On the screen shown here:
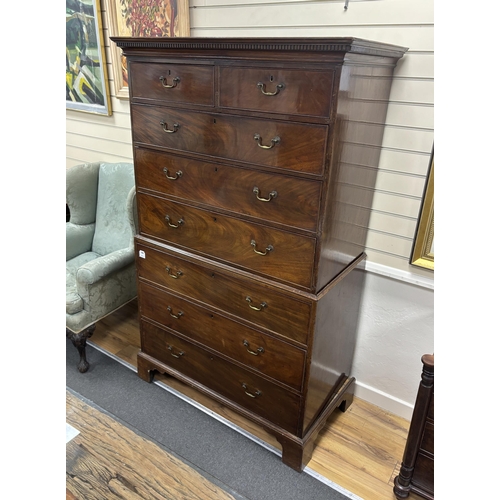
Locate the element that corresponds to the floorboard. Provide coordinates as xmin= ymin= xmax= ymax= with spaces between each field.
xmin=66 ymin=390 xmax=238 ymax=500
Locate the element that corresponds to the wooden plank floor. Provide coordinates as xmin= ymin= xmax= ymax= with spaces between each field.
xmin=66 ymin=390 xmax=236 ymax=500
xmin=73 ymin=299 xmax=421 ymax=500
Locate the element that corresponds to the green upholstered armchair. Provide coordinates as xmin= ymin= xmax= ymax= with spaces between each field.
xmin=66 ymin=162 xmax=138 ymax=373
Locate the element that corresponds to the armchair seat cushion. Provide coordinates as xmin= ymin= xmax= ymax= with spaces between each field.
xmin=66 ymin=251 xmax=101 ymax=314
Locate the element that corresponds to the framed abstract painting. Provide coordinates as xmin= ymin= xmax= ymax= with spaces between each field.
xmin=104 ymin=0 xmax=190 ymax=99
xmin=66 ymin=0 xmax=112 ymax=115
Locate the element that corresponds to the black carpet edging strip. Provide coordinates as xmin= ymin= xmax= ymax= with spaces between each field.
xmin=66 ymin=339 xmax=359 ymax=500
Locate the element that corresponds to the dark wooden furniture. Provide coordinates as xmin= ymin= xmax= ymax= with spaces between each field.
xmin=112 ymin=37 xmax=407 ymax=471
xmin=394 ymin=354 xmax=434 ymax=499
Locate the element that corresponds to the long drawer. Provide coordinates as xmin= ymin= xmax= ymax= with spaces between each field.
xmin=219 ymin=66 xmax=334 ymax=118
xmin=140 ymin=319 xmax=302 ymax=434
xmin=135 ymin=239 xmax=312 ymax=344
xmin=138 ymin=281 xmax=306 ymax=390
xmin=134 ymin=148 xmax=322 ymax=232
xmin=131 ymin=104 xmax=328 ymax=175
xmin=137 ymin=193 xmax=317 ymax=289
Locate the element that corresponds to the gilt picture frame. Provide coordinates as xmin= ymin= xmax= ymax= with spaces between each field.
xmin=411 ymin=151 xmax=434 ymax=270
xmin=105 ymin=0 xmax=191 ymax=100
xmin=66 ymin=0 xmax=112 ymax=115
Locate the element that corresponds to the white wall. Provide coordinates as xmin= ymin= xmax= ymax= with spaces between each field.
xmin=354 ymin=270 xmax=433 ymax=420
xmin=66 ymin=0 xmax=434 ymax=419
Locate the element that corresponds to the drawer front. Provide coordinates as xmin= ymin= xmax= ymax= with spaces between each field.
xmin=134 ymin=148 xmax=322 ymax=232
xmin=141 ymin=319 xmax=301 ymax=434
xmin=131 ymin=105 xmax=327 ymax=175
xmin=136 ymin=240 xmax=311 ymax=344
xmin=129 ymin=62 xmax=214 ymax=106
xmin=138 ymin=282 xmax=306 ymax=391
xmin=138 ymin=193 xmax=316 ymax=289
xmin=219 ymin=66 xmax=334 ymax=118
xmin=420 ymin=421 xmax=434 ymax=455
xmin=428 ymin=392 xmax=434 ymax=421
xmin=412 ymin=453 xmax=434 ymax=495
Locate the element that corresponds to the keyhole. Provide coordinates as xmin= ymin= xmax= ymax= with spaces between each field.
xmin=270 ymin=75 xmax=274 ymax=82
xmin=213 ymin=118 xmax=217 ymax=124
xmin=168 ymin=69 xmax=171 ymax=75
xmin=214 ymin=167 xmax=218 ymax=172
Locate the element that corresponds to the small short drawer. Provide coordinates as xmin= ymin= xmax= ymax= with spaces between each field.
xmin=135 ymin=240 xmax=312 ymax=344
xmin=134 ymin=148 xmax=322 ymax=233
xmin=131 ymin=105 xmax=327 ymax=175
xmin=138 ymin=282 xmax=306 ymax=391
xmin=141 ymin=319 xmax=302 ymax=434
xmin=128 ymin=62 xmax=214 ymax=106
xmin=137 ymin=193 xmax=316 ymax=290
xmin=219 ymin=66 xmax=334 ymax=118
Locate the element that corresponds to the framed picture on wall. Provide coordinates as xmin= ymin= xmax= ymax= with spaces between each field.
xmin=410 ymin=151 xmax=434 ymax=270
xmin=105 ymin=0 xmax=191 ymax=99
xmin=66 ymin=0 xmax=112 ymax=116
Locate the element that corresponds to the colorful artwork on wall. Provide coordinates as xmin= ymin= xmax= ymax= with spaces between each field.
xmin=105 ymin=0 xmax=190 ymax=99
xmin=66 ymin=0 xmax=112 ymax=115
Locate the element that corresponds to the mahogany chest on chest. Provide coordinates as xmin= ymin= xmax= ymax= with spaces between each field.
xmin=112 ymin=37 xmax=407 ymax=471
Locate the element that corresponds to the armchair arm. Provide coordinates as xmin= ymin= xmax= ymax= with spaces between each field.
xmin=76 ymin=247 xmax=135 ymax=285
xmin=66 ymin=222 xmax=95 ymax=261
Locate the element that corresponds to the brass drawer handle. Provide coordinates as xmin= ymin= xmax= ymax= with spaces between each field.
xmin=167 ymin=306 xmax=183 ymax=319
xmin=253 ymin=186 xmax=277 ymax=202
xmin=163 ymin=168 xmax=182 ymax=180
xmin=242 ymin=383 xmax=262 ymax=398
xmin=245 ymin=296 xmax=267 ymax=311
xmin=253 ymin=134 xmax=280 ymax=149
xmin=250 ymin=240 xmax=273 ymax=256
xmin=243 ymin=340 xmax=265 ymax=356
xmin=159 ymin=76 xmax=180 ymax=88
xmin=167 ymin=344 xmax=184 ymax=358
xmin=160 ymin=121 xmax=180 ymax=133
xmin=165 ymin=267 xmax=183 ymax=279
xmin=257 ymin=82 xmax=285 ymax=96
xmin=165 ymin=215 xmax=184 ymax=228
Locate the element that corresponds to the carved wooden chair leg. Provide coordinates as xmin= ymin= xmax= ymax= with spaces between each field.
xmin=66 ymin=324 xmax=96 ymax=373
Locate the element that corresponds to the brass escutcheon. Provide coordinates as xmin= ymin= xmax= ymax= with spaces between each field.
xmin=165 ymin=215 xmax=184 ymax=228
xmin=165 ymin=267 xmax=183 ymax=279
xmin=250 ymin=240 xmax=273 ymax=256
xmin=160 ymin=121 xmax=180 ymax=133
xmin=245 ymin=296 xmax=267 ymax=311
xmin=163 ymin=168 xmax=182 ymax=180
xmin=167 ymin=306 xmax=183 ymax=319
xmin=253 ymin=134 xmax=280 ymax=149
xmin=253 ymin=186 xmax=277 ymax=202
xmin=243 ymin=340 xmax=265 ymax=356
xmin=159 ymin=76 xmax=180 ymax=88
xmin=242 ymin=383 xmax=262 ymax=398
xmin=256 ymin=81 xmax=285 ymax=96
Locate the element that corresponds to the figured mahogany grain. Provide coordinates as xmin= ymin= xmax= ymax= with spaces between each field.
xmin=219 ymin=66 xmax=334 ymax=118
xmin=134 ymin=147 xmax=322 ymax=232
xmin=140 ymin=320 xmax=302 ymax=434
xmin=137 ymin=192 xmax=317 ymax=290
xmin=114 ymin=36 xmax=407 ymax=472
xmin=138 ymin=281 xmax=306 ymax=391
xmin=129 ymin=61 xmax=215 ymax=106
xmin=131 ymin=104 xmax=328 ymax=175
xmin=135 ymin=238 xmax=312 ymax=344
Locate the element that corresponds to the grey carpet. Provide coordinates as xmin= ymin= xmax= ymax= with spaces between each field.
xmin=66 ymin=338 xmax=356 ymax=500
